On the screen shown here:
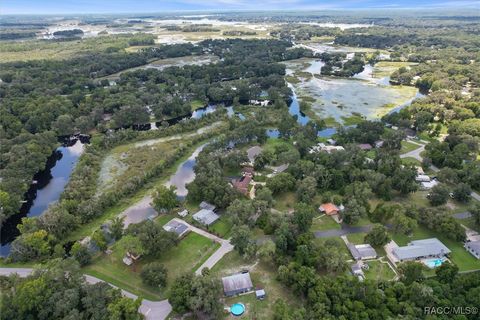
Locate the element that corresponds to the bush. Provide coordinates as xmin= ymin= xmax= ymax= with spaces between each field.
xmin=141 ymin=262 xmax=168 ymax=288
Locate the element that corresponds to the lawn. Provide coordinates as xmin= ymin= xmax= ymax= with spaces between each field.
xmin=347 ymin=232 xmax=367 ymax=244
xmin=401 ymin=157 xmax=422 ymax=166
xmin=363 ymin=260 xmax=396 ymax=281
xmin=311 ymin=215 xmax=341 ymax=231
xmin=211 ymin=252 xmax=301 ymax=320
xmin=390 ymin=226 xmax=480 ymax=272
xmin=400 ymin=141 xmax=421 ymax=154
xmin=210 ymin=217 xmax=234 ymax=238
xmin=83 ymin=232 xmax=219 ymax=300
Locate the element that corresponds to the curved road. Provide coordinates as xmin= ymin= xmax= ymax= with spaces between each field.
xmin=0 ymin=267 xmax=172 ymax=320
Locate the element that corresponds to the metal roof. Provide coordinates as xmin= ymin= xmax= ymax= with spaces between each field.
xmin=348 ymin=244 xmax=377 ymax=260
xmin=465 ymin=241 xmax=480 ymax=253
xmin=222 ymin=273 xmax=253 ymax=293
xmin=193 ymin=209 xmax=220 ymax=226
xmin=393 ymin=238 xmax=451 ymax=260
xmin=199 ymin=201 xmax=216 ymax=211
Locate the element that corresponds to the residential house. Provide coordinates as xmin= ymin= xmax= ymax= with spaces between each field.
xmin=222 ymin=272 xmax=254 ymax=297
xmin=232 ymin=175 xmax=252 ymax=195
xmin=163 ymin=219 xmax=190 ymax=238
xmin=348 ymin=244 xmax=377 ymax=260
xmin=358 ymin=143 xmax=373 ymax=150
xmin=465 ymin=241 xmax=480 ymax=259
xmin=319 ymin=203 xmax=340 ymax=216
xmin=193 ymin=209 xmax=220 ymax=226
xmin=392 ymin=238 xmax=451 ymax=262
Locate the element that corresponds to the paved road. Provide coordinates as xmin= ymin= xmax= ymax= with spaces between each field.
xmin=171 ymin=218 xmax=234 ymax=275
xmin=0 ymin=268 xmax=172 ymax=320
xmin=314 ymin=224 xmax=374 ymax=238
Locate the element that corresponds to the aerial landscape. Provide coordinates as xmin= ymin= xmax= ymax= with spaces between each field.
xmin=1 ymin=0 xmax=480 ymax=319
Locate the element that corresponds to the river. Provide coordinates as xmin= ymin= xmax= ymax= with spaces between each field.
xmin=164 ymin=144 xmax=207 ymax=199
xmin=0 ymin=138 xmax=86 ymax=257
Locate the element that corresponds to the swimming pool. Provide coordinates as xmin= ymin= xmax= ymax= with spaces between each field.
xmin=424 ymin=258 xmax=445 ymax=269
xmin=231 ymin=303 xmax=245 ymax=316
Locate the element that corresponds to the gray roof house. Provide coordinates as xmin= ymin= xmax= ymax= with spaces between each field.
xmin=199 ymin=201 xmax=216 ymax=211
xmin=163 ymin=219 xmax=190 ymax=238
xmin=351 ymin=263 xmax=365 ymax=281
xmin=193 ymin=209 xmax=220 ymax=226
xmin=392 ymin=238 xmax=451 ymax=262
xmin=246 ymin=146 xmax=263 ymax=164
xmin=465 ymin=241 xmax=480 ymax=259
xmin=222 ymin=272 xmax=254 ymax=297
xmin=348 ymin=244 xmax=377 ymax=260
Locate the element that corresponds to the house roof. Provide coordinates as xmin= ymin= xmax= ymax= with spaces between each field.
xmin=193 ymin=209 xmax=220 ymax=226
xmin=199 ymin=201 xmax=216 ymax=211
xmin=222 ymin=273 xmax=253 ymax=294
xmin=247 ymin=146 xmax=262 ymax=163
xmin=163 ymin=220 xmax=189 ymax=236
xmin=351 ymin=263 xmax=363 ymax=274
xmin=319 ymin=203 xmax=339 ymax=215
xmin=232 ymin=175 xmax=252 ymax=194
xmin=358 ymin=143 xmax=373 ymax=150
xmin=393 ymin=238 xmax=451 ymax=260
xmin=348 ymin=244 xmax=377 ymax=260
xmin=465 ymin=240 xmax=480 ymax=253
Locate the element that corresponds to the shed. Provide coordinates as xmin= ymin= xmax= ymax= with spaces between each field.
xmin=255 ymin=289 xmax=266 ymax=300
xmin=178 ymin=209 xmax=188 ymax=217
xmin=193 ymin=209 xmax=220 ymax=226
xmin=222 ymin=273 xmax=254 ymax=297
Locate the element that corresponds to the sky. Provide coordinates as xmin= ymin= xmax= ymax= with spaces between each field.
xmin=1 ymin=0 xmax=479 ymax=14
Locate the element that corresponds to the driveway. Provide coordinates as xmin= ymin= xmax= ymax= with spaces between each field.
xmin=0 ymin=268 xmax=172 ymax=320
xmin=171 ymin=218 xmax=234 ymax=275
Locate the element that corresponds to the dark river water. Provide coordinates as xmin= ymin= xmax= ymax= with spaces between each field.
xmin=0 ymin=138 xmax=86 ymax=257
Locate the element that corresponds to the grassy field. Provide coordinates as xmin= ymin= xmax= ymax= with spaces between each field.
xmin=391 ymin=226 xmax=480 ymax=272
xmin=84 ymin=232 xmax=219 ymax=300
xmin=210 ymin=218 xmax=234 ymax=238
xmin=401 ymin=157 xmax=422 ymax=166
xmin=363 ymin=260 xmax=396 ymax=281
xmin=273 ymin=192 xmax=297 ymax=212
xmin=311 ymin=215 xmax=341 ymax=231
xmin=400 ymin=141 xmax=421 ymax=154
xmin=373 ymin=61 xmax=418 ymax=78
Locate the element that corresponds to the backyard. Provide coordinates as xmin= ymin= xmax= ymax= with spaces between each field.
xmin=83 ymin=232 xmax=220 ymax=300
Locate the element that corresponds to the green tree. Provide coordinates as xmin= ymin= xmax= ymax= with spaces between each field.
xmin=342 ymin=198 xmax=366 ymax=225
xmin=435 ymin=262 xmax=458 ymax=283
xmin=107 ymin=296 xmax=143 ymax=320
xmin=141 ymin=262 xmax=168 ymax=288
xmin=452 ymin=183 xmax=472 ymax=203
xmin=71 ymin=242 xmax=92 ymax=266
xmin=296 ymin=176 xmax=317 ymax=203
xmin=398 ymin=261 xmax=425 ymax=285
xmin=364 ymin=224 xmax=390 ymax=246
xmin=152 ymin=185 xmax=179 ymax=213
xmin=110 ymin=216 xmax=124 ymax=241
xmin=428 ymin=184 xmax=450 ymax=206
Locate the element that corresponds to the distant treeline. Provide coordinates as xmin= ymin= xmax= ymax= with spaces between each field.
xmin=53 ymin=29 xmax=84 ymax=37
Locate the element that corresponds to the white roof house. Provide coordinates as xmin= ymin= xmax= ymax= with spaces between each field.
xmin=392 ymin=238 xmax=450 ymax=262
xmin=421 ymin=179 xmax=439 ymax=189
xmin=416 ymin=174 xmax=431 ymax=182
xmin=193 ymin=209 xmax=220 ymax=226
xmin=465 ymin=241 xmax=480 ymax=259
xmin=309 ymin=142 xmax=345 ymax=154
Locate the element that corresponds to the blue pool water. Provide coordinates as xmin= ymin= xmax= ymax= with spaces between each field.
xmin=424 ymin=258 xmax=444 ymax=269
xmin=231 ymin=303 xmax=245 ymax=316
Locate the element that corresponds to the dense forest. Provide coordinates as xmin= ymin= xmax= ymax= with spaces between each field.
xmin=0 ymin=37 xmax=311 ymax=226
